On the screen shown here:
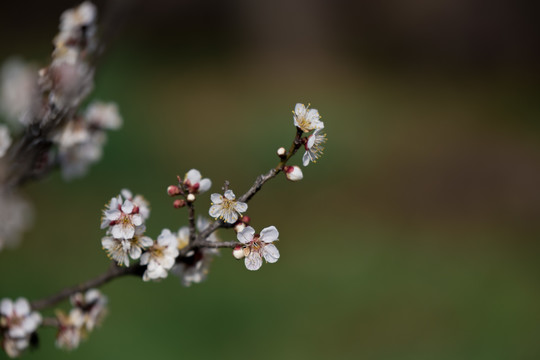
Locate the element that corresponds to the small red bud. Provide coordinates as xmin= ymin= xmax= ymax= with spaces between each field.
xmin=241 ymin=215 xmax=251 ymax=224
xmin=173 ymin=199 xmax=186 ymax=208
xmin=167 ymin=185 xmax=181 ymax=196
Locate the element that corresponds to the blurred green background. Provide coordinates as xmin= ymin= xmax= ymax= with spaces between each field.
xmin=1 ymin=0 xmax=540 ymax=359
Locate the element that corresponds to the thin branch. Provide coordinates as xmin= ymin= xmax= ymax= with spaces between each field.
xmin=187 ymin=200 xmax=196 ymax=243
xmin=198 ymin=127 xmax=304 ymax=241
xmin=30 ymin=262 xmax=139 ymax=311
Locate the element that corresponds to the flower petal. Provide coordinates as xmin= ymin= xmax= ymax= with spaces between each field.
xmin=132 ymin=214 xmax=143 ymax=226
xmin=129 ymin=246 xmax=142 ymax=259
xmin=245 ymin=252 xmax=262 ymax=271
xmin=303 ymin=151 xmax=310 ymax=166
xmin=224 ymin=209 xmax=238 ymax=224
xmin=209 ymin=204 xmax=223 ymax=219
xmin=237 ymin=226 xmax=255 ymax=244
xmin=199 ymin=178 xmax=211 ymax=193
xmin=263 ymin=244 xmax=280 ymax=263
xmin=185 ymin=169 xmax=201 ymax=183
xmin=234 ymin=201 xmax=248 ymax=213
xmin=260 ymin=226 xmax=279 ymax=243
xmin=210 ymin=193 xmax=223 ymax=204
xmin=295 ymin=103 xmax=306 ymax=116
xmin=14 ymin=298 xmax=30 ymax=316
xmin=0 ymin=299 xmax=13 ymax=315
xmin=224 ymin=190 xmax=235 ymax=200
xmin=121 ymin=199 xmax=134 ymax=214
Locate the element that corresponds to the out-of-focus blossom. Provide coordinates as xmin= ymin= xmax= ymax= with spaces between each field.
xmin=0 ymin=191 xmax=33 ymax=251
xmin=303 ymin=129 xmax=326 ymax=166
xmin=70 ymin=289 xmax=107 ymax=333
xmin=55 ymin=309 xmax=84 ymax=351
xmin=209 ymin=190 xmax=248 ymax=224
xmin=172 ymin=217 xmax=219 ymax=286
xmin=85 ymin=102 xmax=122 ymax=130
xmin=47 ymin=60 xmax=94 ymax=110
xmin=236 ymin=226 xmax=280 ymax=271
xmin=293 ymin=103 xmax=324 ymax=133
xmin=140 ymin=229 xmax=179 ymax=281
xmin=0 ymin=58 xmax=39 ymax=126
xmin=184 ymin=169 xmax=212 ymax=194
xmin=0 ymin=125 xmax=12 ymax=158
xmin=0 ymin=298 xmax=41 ymax=358
xmin=59 ymin=1 xmax=97 ymax=34
xmin=57 ymin=130 xmax=104 ymax=180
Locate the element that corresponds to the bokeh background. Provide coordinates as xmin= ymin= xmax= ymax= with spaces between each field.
xmin=1 ymin=0 xmax=540 ymax=359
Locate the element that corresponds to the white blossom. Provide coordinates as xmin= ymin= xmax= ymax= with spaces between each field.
xmin=172 ymin=217 xmax=219 ymax=286
xmin=85 ymin=102 xmax=122 ymax=130
xmin=56 ymin=126 xmax=105 ymax=180
xmin=0 ymin=191 xmax=33 ymax=252
xmin=70 ymin=289 xmax=107 ymax=332
xmin=209 ymin=190 xmax=247 ymax=224
xmin=101 ymin=226 xmax=153 ymax=267
xmin=59 ymin=1 xmax=97 ymax=33
xmin=237 ymin=226 xmax=280 ymax=271
xmin=55 ymin=308 xmax=84 ymax=351
xmin=47 ymin=60 xmax=94 ymax=110
xmin=0 ymin=58 xmax=39 ymax=126
xmin=0 ymin=298 xmax=41 ymax=358
xmin=140 ymin=229 xmax=179 ymax=281
xmin=184 ymin=169 xmax=212 ymax=194
xmin=101 ymin=194 xmax=145 ymax=240
xmin=303 ymin=129 xmax=326 ymax=166
xmin=0 ymin=125 xmax=12 ymax=158
xmin=293 ymin=103 xmax=324 ymax=133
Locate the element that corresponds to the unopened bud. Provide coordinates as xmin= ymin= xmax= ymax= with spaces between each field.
xmin=241 ymin=215 xmax=251 ymax=224
xmin=167 ymin=185 xmax=181 ymax=196
xmin=186 ymin=193 xmax=196 ymax=202
xmin=284 ymin=165 xmax=303 ymax=181
xmin=277 ymin=147 xmax=286 ymax=158
xmin=173 ymin=199 xmax=186 ymax=208
xmin=233 ymin=245 xmax=245 ymax=259
xmin=234 ymin=222 xmax=246 ymax=233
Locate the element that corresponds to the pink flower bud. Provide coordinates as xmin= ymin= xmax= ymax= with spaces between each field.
xmin=241 ymin=215 xmax=251 ymax=224
xmin=284 ymin=165 xmax=303 ymax=181
xmin=173 ymin=199 xmax=186 ymax=208
xmin=167 ymin=185 xmax=181 ymax=196
xmin=233 ymin=245 xmax=245 ymax=259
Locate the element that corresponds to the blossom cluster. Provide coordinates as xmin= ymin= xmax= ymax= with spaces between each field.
xmin=55 ymin=289 xmax=107 ymax=351
xmin=172 ymin=217 xmax=219 ymax=286
xmin=0 ymin=1 xmax=121 ymax=252
xmin=293 ymin=103 xmax=327 ymax=167
xmin=0 ymin=298 xmax=41 ymax=358
xmin=233 ymin=226 xmax=280 ymax=271
xmin=101 ymin=189 xmax=152 ymax=267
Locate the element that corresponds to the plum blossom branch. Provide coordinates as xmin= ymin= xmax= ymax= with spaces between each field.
xmin=30 ymin=263 xmax=133 ymax=311
xmin=197 ymin=127 xmax=304 ymax=241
